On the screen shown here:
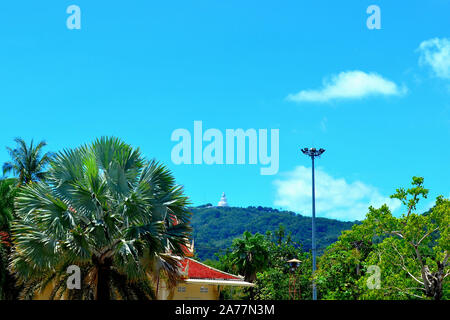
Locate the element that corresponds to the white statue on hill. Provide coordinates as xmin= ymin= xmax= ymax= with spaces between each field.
xmin=217 ymin=192 xmax=229 ymax=207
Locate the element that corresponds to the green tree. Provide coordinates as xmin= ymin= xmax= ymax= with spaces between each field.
xmin=360 ymin=177 xmax=449 ymax=300
xmin=3 ymin=138 xmax=53 ymax=185
xmin=230 ymin=231 xmax=269 ymax=283
xmin=254 ymin=226 xmax=311 ymax=300
xmin=209 ymin=226 xmax=312 ymax=300
xmin=315 ymin=223 xmax=374 ymax=300
xmin=0 ymin=178 xmax=20 ymax=299
xmin=255 ymin=268 xmax=290 ymax=300
xmin=190 ymin=205 xmax=355 ymax=261
xmin=0 ymin=178 xmax=18 ymax=230
xmin=9 ymin=137 xmax=192 ymax=300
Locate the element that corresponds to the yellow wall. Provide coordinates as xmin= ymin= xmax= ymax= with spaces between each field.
xmin=165 ymin=283 xmax=219 ymax=300
xmin=34 ymin=279 xmax=221 ymax=300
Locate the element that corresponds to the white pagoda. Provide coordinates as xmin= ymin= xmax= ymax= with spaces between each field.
xmin=217 ymin=192 xmax=229 ymax=207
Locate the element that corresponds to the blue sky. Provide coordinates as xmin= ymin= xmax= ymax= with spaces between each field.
xmin=0 ymin=1 xmax=449 ymax=221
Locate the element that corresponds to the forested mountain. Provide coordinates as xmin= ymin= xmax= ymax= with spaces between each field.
xmin=190 ymin=205 xmax=356 ymax=260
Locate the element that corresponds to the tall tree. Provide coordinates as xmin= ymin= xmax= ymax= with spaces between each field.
xmin=361 ymin=177 xmax=449 ymax=300
xmin=230 ymin=231 xmax=269 ymax=283
xmin=3 ymin=138 xmax=53 ymax=185
xmin=254 ymin=225 xmax=311 ymax=300
xmin=9 ymin=137 xmax=192 ymax=300
xmin=316 ymin=223 xmax=374 ymax=300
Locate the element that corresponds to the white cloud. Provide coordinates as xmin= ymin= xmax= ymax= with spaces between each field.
xmin=286 ymin=70 xmax=407 ymax=103
xmin=418 ymin=38 xmax=450 ymax=79
xmin=273 ymin=166 xmax=401 ymax=221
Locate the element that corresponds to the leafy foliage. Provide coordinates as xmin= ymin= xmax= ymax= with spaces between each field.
xmin=207 ymin=225 xmax=312 ymax=300
xmin=316 ymin=223 xmax=374 ymax=299
xmin=9 ymin=137 xmax=192 ymax=300
xmin=230 ymin=231 xmax=269 ymax=283
xmin=0 ymin=178 xmax=18 ymax=231
xmin=316 ymin=177 xmax=449 ymax=300
xmin=254 ymin=226 xmax=312 ymax=300
xmin=359 ymin=177 xmax=449 ymax=300
xmin=0 ymin=134 xmax=447 ymax=302
xmin=0 ymin=178 xmax=20 ymax=299
xmin=2 ymin=138 xmax=53 ymax=185
xmin=191 ymin=205 xmax=355 ymax=261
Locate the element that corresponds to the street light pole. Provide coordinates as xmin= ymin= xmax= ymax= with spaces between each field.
xmin=311 ymin=154 xmax=317 ymax=300
xmin=301 ymin=147 xmax=325 ymax=301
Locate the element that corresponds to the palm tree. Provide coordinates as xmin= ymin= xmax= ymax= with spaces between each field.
xmin=10 ymin=137 xmax=192 ymax=300
xmin=231 ymin=231 xmax=269 ymax=283
xmin=3 ymin=138 xmax=53 ymax=185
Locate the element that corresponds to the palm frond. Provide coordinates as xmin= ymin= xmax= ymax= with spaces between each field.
xmin=10 ymin=137 xmax=192 ymax=299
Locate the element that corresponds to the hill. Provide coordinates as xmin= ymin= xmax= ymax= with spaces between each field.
xmin=190 ymin=205 xmax=356 ymax=261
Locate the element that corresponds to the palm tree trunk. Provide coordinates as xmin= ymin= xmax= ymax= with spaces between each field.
xmin=96 ymin=265 xmax=111 ymax=300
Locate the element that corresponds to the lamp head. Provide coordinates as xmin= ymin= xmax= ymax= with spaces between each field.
xmin=287 ymin=258 xmax=301 ymax=272
xmin=301 ymin=147 xmax=325 ymax=157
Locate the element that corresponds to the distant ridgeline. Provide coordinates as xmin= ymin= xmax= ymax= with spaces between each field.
xmin=190 ymin=205 xmax=357 ymax=261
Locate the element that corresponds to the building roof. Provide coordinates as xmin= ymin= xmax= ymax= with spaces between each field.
xmin=185 ymin=279 xmax=254 ymax=287
xmin=170 ymin=210 xmax=252 ymax=287
xmin=180 ymin=258 xmax=242 ymax=281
